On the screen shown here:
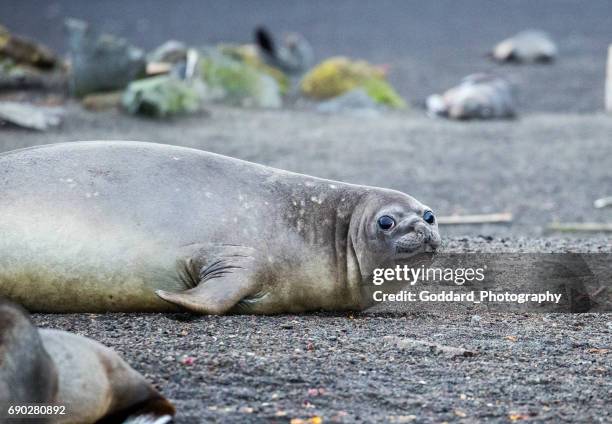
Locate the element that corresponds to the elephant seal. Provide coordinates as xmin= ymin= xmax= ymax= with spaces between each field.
xmin=0 ymin=141 xmax=440 ymax=314
xmin=0 ymin=300 xmax=57 ymax=422
xmin=0 ymin=299 xmax=174 ymax=424
xmin=426 ymin=73 xmax=516 ymax=120
xmin=490 ymin=30 xmax=558 ymax=63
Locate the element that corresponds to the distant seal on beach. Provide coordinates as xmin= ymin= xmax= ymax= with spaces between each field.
xmin=0 ymin=141 xmax=440 ymax=314
xmin=0 ymin=299 xmax=174 ymax=424
xmin=490 ymin=30 xmax=558 ymax=63
xmin=426 ymin=74 xmax=516 ymax=120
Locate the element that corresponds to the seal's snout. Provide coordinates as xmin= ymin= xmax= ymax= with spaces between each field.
xmin=395 ymin=225 xmax=440 ymax=254
xmin=394 ymin=214 xmax=440 ymax=255
xmin=415 ymin=221 xmax=441 ymax=252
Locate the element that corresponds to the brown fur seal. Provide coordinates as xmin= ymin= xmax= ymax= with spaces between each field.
xmin=0 ymin=141 xmax=440 ymax=314
xmin=0 ymin=299 xmax=174 ymax=423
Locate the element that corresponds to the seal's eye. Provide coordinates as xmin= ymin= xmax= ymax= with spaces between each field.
xmin=423 ymin=210 xmax=435 ymax=225
xmin=377 ymin=215 xmax=395 ymax=231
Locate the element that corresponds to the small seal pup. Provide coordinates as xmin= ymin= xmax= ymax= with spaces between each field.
xmin=0 ymin=141 xmax=440 ymax=314
xmin=426 ymin=74 xmax=516 ymax=120
xmin=490 ymin=30 xmax=558 ymax=63
xmin=0 ymin=299 xmax=174 ymax=424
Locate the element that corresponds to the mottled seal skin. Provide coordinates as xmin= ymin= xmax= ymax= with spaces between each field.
xmin=0 ymin=141 xmax=440 ymax=314
xmin=426 ymin=74 xmax=516 ymax=120
xmin=490 ymin=30 xmax=558 ymax=63
xmin=0 ymin=300 xmax=174 ymax=424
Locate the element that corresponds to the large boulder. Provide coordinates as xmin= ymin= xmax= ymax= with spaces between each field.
xmin=122 ymin=75 xmax=205 ymax=118
xmin=0 ymin=24 xmax=59 ymax=69
xmin=66 ymin=19 xmax=146 ymax=97
xmin=218 ymin=44 xmax=289 ymax=94
xmin=300 ymin=57 xmax=406 ymax=109
xmin=199 ymin=48 xmax=282 ymax=108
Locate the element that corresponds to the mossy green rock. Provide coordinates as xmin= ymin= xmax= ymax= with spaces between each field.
xmin=218 ymin=44 xmax=289 ymax=94
xmin=362 ymin=78 xmax=406 ymax=109
xmin=199 ymin=49 xmax=281 ymax=108
xmin=301 ymin=56 xmax=406 ymax=109
xmin=122 ymin=75 xmax=203 ymax=118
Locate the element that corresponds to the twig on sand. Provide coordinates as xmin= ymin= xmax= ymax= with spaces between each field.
xmin=547 ymin=222 xmax=612 ymax=233
xmin=437 ymin=212 xmax=513 ymax=225
xmin=594 ymin=196 xmax=612 ymax=208
xmin=606 ymin=45 xmax=612 ymax=112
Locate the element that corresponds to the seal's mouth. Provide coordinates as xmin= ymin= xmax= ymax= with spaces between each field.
xmin=395 ymin=245 xmax=436 ymax=258
xmin=395 ymin=232 xmax=439 ymax=256
xmin=395 ymin=231 xmax=440 ymax=258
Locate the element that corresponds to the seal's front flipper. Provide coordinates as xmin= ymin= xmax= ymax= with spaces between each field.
xmin=156 ymin=245 xmax=258 ymax=315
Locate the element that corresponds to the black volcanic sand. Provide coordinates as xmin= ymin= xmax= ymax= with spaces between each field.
xmin=30 ymin=238 xmax=612 ymax=423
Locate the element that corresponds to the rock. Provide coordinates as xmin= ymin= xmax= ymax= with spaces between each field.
xmin=122 ymin=75 xmax=205 ymax=118
xmin=300 ymin=57 xmax=406 ymax=109
xmin=147 ymin=40 xmax=187 ymax=64
xmin=0 ymin=101 xmax=62 ymax=130
xmin=254 ymin=26 xmax=313 ymax=75
xmin=218 ymin=44 xmax=289 ymax=94
xmin=491 ymin=30 xmax=558 ymax=63
xmin=0 ymin=59 xmax=66 ymax=91
xmin=0 ymin=58 xmax=46 ymax=89
xmin=316 ymin=88 xmax=383 ymax=117
xmin=383 ymin=336 xmax=476 ymax=358
xmin=426 ymin=74 xmax=516 ymax=120
xmin=0 ymin=24 xmax=59 ymax=69
xmin=65 ymin=19 xmax=146 ymax=97
xmin=82 ymin=91 xmax=123 ymax=111
xmin=145 ymin=40 xmax=189 ymax=77
xmin=0 ymin=32 xmax=65 ymax=91
xmin=199 ymin=48 xmax=282 ymax=108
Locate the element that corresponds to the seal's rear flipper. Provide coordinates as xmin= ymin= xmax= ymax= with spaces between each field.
xmin=156 ymin=246 xmax=258 ymax=315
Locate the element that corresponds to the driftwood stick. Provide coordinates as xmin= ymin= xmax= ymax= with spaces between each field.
xmin=547 ymin=222 xmax=612 ymax=233
xmin=437 ymin=212 xmax=513 ymax=225
xmin=594 ymin=196 xmax=612 ymax=208
xmin=607 ymin=45 xmax=612 ymax=112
